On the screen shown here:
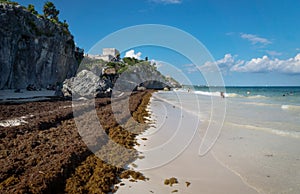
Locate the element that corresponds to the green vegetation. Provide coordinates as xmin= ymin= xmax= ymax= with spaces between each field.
xmin=27 ymin=4 xmax=37 ymax=15
xmin=78 ymin=57 xmax=156 ymax=75
xmin=42 ymin=1 xmax=71 ymax=33
xmin=107 ymin=59 xmax=156 ymax=74
xmin=123 ymin=57 xmax=140 ymax=66
xmin=76 ymin=55 xmax=179 ymax=88
xmin=117 ymin=66 xmax=128 ymax=74
xmin=1 ymin=1 xmax=71 ymax=36
xmin=61 ymin=20 xmax=69 ymax=28
xmin=43 ymin=1 xmax=59 ymax=22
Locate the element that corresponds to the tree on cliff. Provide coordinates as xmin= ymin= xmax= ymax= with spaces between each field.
xmin=27 ymin=4 xmax=38 ymax=15
xmin=43 ymin=1 xmax=59 ymax=22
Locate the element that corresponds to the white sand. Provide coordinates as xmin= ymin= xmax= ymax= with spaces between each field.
xmin=116 ymin=95 xmax=259 ymax=194
xmin=116 ymin=91 xmax=300 ymax=193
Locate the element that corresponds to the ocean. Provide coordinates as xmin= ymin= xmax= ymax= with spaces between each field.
xmin=156 ymin=86 xmax=300 ymax=139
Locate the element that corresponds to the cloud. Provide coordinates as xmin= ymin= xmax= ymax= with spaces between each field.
xmin=241 ymin=33 xmax=272 ymax=45
xmin=296 ymin=48 xmax=300 ymax=51
xmin=149 ymin=0 xmax=182 ymax=4
xmin=199 ymin=54 xmax=244 ymax=74
xmin=231 ymin=54 xmax=300 ymax=74
xmin=265 ymin=50 xmax=282 ymax=57
xmin=124 ymin=49 xmax=142 ymax=60
xmin=183 ymin=64 xmax=198 ymax=74
xmin=150 ymin=59 xmax=164 ymax=68
xmin=214 ymin=54 xmax=239 ymax=68
xmin=198 ymin=53 xmax=300 ymax=74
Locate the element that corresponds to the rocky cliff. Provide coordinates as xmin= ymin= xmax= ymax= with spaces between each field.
xmin=0 ymin=3 xmax=79 ymax=89
xmin=62 ymin=57 xmax=181 ymax=98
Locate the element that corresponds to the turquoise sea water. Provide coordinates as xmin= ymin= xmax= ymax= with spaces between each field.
xmin=158 ymin=86 xmax=300 ymax=139
xmin=185 ymin=86 xmax=300 ymax=106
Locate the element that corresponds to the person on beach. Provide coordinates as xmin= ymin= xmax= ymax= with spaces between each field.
xmin=220 ymin=92 xmax=225 ymax=98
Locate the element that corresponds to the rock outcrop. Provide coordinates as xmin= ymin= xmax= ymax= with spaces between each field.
xmin=62 ymin=58 xmax=181 ymax=98
xmin=0 ymin=3 xmax=79 ymax=89
xmin=113 ymin=63 xmax=177 ymax=91
xmin=62 ymin=70 xmax=113 ymax=98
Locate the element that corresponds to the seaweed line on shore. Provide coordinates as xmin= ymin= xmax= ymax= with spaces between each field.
xmin=0 ymin=90 xmax=154 ymax=194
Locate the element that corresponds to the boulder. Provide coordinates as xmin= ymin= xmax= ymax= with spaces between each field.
xmin=62 ymin=70 xmax=113 ymax=98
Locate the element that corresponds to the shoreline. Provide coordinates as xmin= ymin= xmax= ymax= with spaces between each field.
xmin=116 ymin=91 xmax=300 ymax=194
xmin=116 ymin=92 xmax=259 ymax=194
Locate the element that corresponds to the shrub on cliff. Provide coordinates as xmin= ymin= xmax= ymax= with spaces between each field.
xmin=123 ymin=57 xmax=140 ymax=66
xmin=43 ymin=1 xmax=59 ymax=22
xmin=27 ymin=4 xmax=37 ymax=15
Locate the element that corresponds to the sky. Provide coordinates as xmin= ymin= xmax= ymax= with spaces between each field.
xmin=18 ymin=0 xmax=300 ymax=86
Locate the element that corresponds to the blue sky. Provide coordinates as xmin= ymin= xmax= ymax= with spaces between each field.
xmin=19 ymin=0 xmax=300 ymax=86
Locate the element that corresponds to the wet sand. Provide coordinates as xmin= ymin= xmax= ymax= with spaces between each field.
xmin=116 ymin=95 xmax=259 ymax=194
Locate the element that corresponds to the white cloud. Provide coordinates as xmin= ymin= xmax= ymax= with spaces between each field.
xmin=231 ymin=54 xmax=300 ymax=74
xmin=241 ymin=33 xmax=272 ymax=45
xmin=198 ymin=53 xmax=300 ymax=74
xmin=124 ymin=49 xmax=142 ymax=60
xmin=231 ymin=55 xmax=271 ymax=73
xmin=150 ymin=59 xmax=163 ymax=68
xmin=149 ymin=0 xmax=182 ymax=4
xmin=296 ymin=48 xmax=300 ymax=51
xmin=183 ymin=64 xmax=198 ymax=74
xmin=214 ymin=54 xmax=239 ymax=68
xmin=199 ymin=54 xmax=244 ymax=74
xmin=265 ymin=50 xmax=282 ymax=56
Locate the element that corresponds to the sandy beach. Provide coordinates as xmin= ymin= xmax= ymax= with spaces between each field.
xmin=1 ymin=89 xmax=299 ymax=193
xmin=116 ymin=91 xmax=300 ymax=194
xmin=1 ymin=0 xmax=299 ymax=193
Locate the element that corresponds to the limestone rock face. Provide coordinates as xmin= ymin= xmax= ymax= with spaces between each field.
xmin=62 ymin=70 xmax=113 ymax=98
xmin=114 ymin=63 xmax=180 ymax=91
xmin=0 ymin=3 xmax=79 ymax=89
